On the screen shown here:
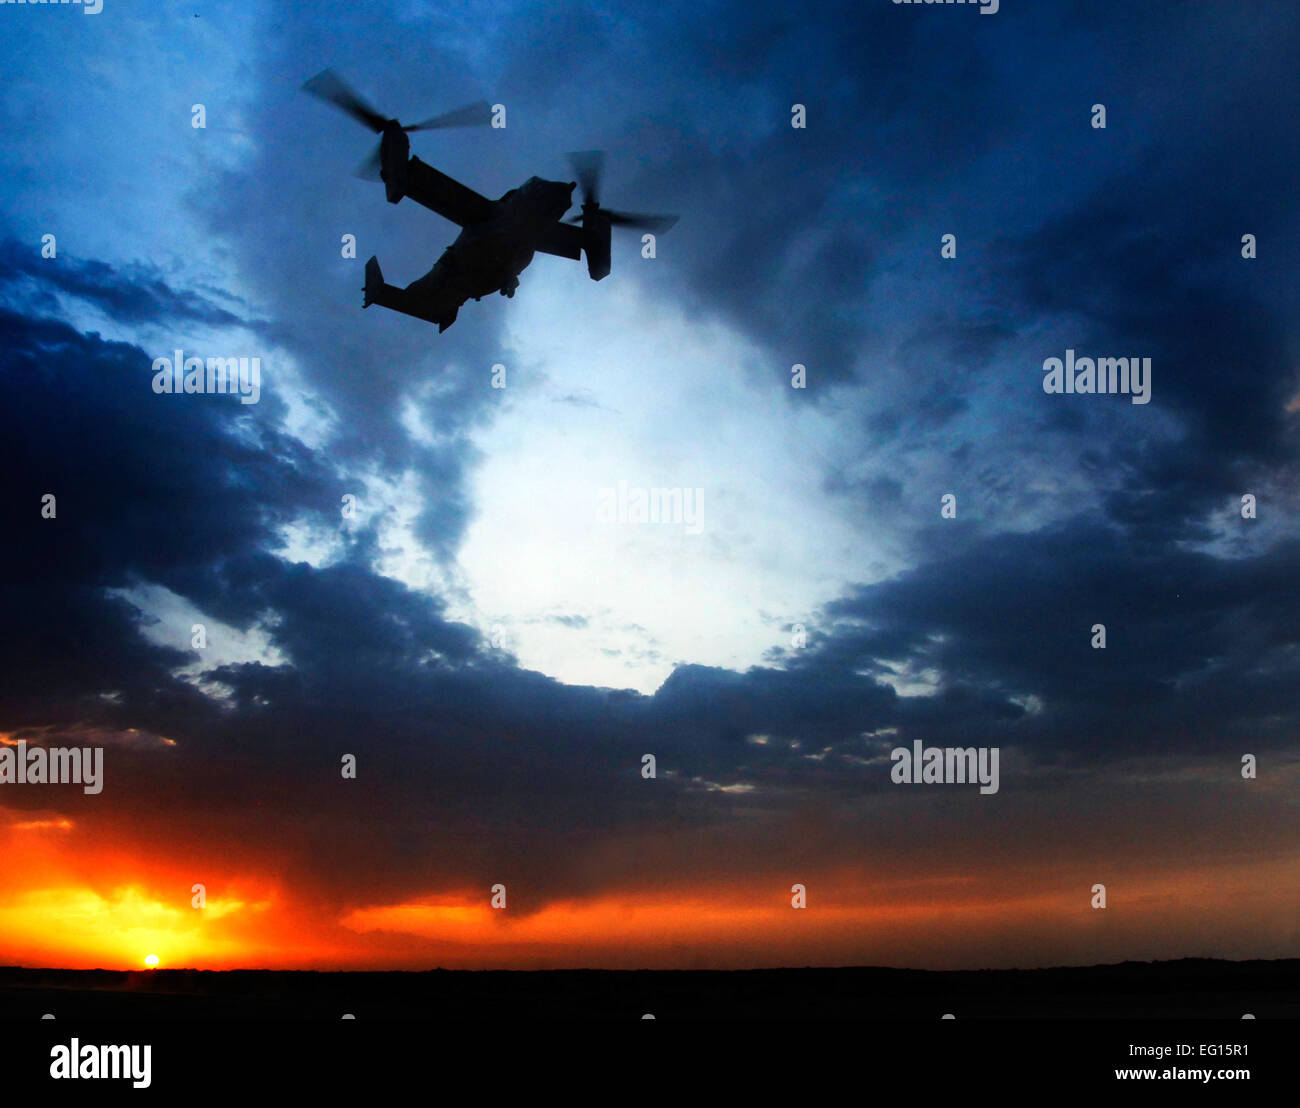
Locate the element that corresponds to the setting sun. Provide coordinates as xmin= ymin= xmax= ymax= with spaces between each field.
xmin=144 ymin=954 xmax=159 ymax=968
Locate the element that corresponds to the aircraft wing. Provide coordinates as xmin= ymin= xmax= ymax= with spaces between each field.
xmin=535 ymin=221 xmax=585 ymax=261
xmin=404 ymin=156 xmax=494 ymax=226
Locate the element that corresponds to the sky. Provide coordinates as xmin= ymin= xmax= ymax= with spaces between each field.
xmin=0 ymin=0 xmax=1298 ymax=972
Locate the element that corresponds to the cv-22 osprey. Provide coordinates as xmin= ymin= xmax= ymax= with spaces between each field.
xmin=303 ymin=69 xmax=679 ymax=331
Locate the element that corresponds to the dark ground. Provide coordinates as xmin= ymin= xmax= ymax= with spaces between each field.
xmin=2 ymin=958 xmax=1297 ymax=1019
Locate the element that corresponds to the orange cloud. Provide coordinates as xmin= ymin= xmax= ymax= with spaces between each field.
xmin=10 ymin=817 xmax=74 ymax=832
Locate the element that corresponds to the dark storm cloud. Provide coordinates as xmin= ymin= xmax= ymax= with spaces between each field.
xmin=586 ymin=0 xmax=1234 ymax=391
xmin=593 ymin=0 xmax=1004 ymax=386
xmin=986 ymin=2 xmax=1300 ymax=543
xmin=796 ymin=0 xmax=1300 ymax=559
xmin=1006 ymin=184 xmax=1298 ymax=540
xmin=0 ymin=298 xmax=336 ymax=737
xmin=0 ymin=238 xmax=252 ymax=328
xmin=0 ymin=307 xmax=333 ymax=594
xmin=822 ymin=518 xmax=1300 ymax=760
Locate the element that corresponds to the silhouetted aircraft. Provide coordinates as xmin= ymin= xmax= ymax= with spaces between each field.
xmin=303 ymin=69 xmax=679 ymax=331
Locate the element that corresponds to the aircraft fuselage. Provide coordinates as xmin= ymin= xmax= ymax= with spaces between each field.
xmin=407 ymin=176 xmax=576 ymax=314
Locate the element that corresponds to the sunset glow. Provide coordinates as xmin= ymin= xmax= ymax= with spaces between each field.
xmin=3 ymin=795 xmax=1299 ymax=971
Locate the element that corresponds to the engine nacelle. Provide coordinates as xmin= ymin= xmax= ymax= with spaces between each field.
xmin=379 ymin=124 xmax=410 ymax=205
xmin=583 ymin=208 xmax=612 ymax=281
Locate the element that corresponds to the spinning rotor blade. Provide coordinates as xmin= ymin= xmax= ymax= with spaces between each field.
xmin=563 ymin=150 xmax=677 ymax=233
xmin=565 ymin=209 xmax=680 ymax=233
xmin=605 ymin=210 xmax=679 ymax=233
xmin=407 ymin=100 xmax=494 ymax=131
xmin=354 ymin=142 xmax=384 ymax=181
xmin=302 ymin=68 xmax=388 ymax=133
xmin=566 ymin=150 xmax=605 ymax=206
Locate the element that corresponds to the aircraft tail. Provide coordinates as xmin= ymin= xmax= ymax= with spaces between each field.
xmin=364 ymin=255 xmax=461 ymax=331
xmin=363 ymin=256 xmax=403 ymax=310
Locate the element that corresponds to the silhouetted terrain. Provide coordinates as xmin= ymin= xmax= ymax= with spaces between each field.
xmin=2 ymin=959 xmax=1296 ymax=1020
